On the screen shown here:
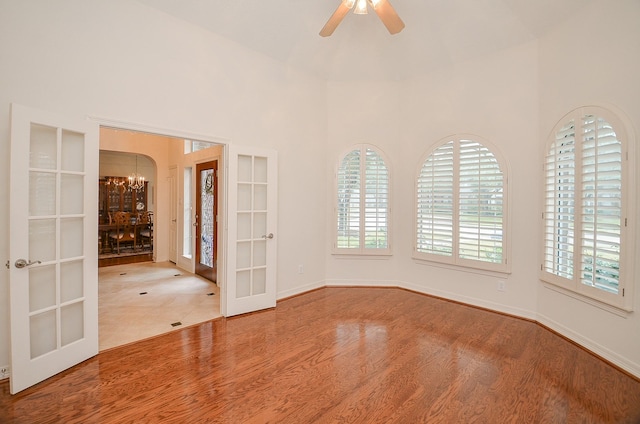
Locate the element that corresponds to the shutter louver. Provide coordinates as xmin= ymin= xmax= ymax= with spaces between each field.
xmin=337 ymin=150 xmax=361 ymax=248
xmin=364 ymin=148 xmax=389 ymax=249
xmin=544 ymin=120 xmax=576 ymax=279
xmin=580 ymin=116 xmax=621 ymax=294
xmin=458 ymin=140 xmax=503 ymax=263
xmin=416 ymin=141 xmax=454 ymax=256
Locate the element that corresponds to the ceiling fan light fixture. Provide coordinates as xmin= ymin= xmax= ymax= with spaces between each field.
xmin=353 ymin=0 xmax=368 ymax=14
xmin=319 ymin=0 xmax=405 ymax=37
xmin=342 ymin=0 xmax=356 ymax=8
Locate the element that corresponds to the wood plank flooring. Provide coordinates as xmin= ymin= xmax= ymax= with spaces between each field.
xmin=1 ymin=287 xmax=639 ymax=423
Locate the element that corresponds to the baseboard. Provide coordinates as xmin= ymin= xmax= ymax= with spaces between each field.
xmin=325 ymin=278 xmax=397 ymax=287
xmin=537 ymin=313 xmax=640 ymax=379
xmin=289 ymin=279 xmax=639 ymax=379
xmin=400 ymin=280 xmax=537 ymax=321
xmin=325 ymin=278 xmax=536 ymax=320
xmin=277 ymin=280 xmax=325 ymax=300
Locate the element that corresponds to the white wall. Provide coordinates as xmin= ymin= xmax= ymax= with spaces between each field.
xmin=536 ymin=0 xmax=640 ymax=376
xmin=0 ymin=0 xmax=327 ymax=369
xmin=0 ymin=0 xmax=638 ymax=380
xmin=325 ymin=41 xmax=540 ymax=319
xmin=324 ymin=0 xmax=640 ymax=377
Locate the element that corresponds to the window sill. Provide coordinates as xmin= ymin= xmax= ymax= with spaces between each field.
xmin=541 ymin=281 xmax=633 ymax=317
xmin=412 ymin=256 xmax=511 ymax=278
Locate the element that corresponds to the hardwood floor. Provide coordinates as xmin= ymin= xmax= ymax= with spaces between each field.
xmin=1 ymin=287 xmax=639 ymax=423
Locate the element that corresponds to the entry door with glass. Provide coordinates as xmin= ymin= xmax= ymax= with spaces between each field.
xmin=195 ymin=161 xmax=218 ymax=282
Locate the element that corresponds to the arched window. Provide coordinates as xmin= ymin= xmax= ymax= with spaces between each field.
xmin=542 ymin=107 xmax=634 ymax=309
xmin=415 ymin=136 xmax=508 ymax=272
xmin=335 ymin=145 xmax=390 ymax=254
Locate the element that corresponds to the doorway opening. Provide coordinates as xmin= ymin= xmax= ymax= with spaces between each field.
xmin=98 ymin=151 xmax=155 ymax=267
xmin=97 ymin=127 xmax=223 ymax=351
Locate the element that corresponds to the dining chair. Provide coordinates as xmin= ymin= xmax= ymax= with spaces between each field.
xmin=137 ymin=211 xmax=153 ymax=252
xmin=108 ymin=211 xmax=136 ymax=254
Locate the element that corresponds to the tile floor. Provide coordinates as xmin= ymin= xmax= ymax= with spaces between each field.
xmin=99 ymin=261 xmax=221 ymax=351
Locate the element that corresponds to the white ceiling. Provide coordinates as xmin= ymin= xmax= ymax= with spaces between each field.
xmin=137 ymin=0 xmax=594 ymax=81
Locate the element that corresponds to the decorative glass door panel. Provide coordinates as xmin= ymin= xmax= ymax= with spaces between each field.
xmin=200 ymin=169 xmax=215 ymax=267
xmin=195 ymin=161 xmax=218 ymax=282
xmin=9 ymin=104 xmax=98 ymax=394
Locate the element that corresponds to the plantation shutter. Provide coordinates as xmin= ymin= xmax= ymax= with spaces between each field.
xmin=580 ymin=115 xmax=622 ymax=294
xmin=336 ymin=146 xmax=390 ymax=253
xmin=364 ymin=148 xmax=389 ymax=249
xmin=544 ymin=120 xmax=576 ymax=279
xmin=416 ymin=141 xmax=454 ymax=257
xmin=337 ymin=150 xmax=361 ymax=249
xmin=458 ymin=140 xmax=504 ymax=263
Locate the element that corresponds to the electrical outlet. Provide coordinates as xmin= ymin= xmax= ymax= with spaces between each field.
xmin=497 ymin=280 xmax=506 ymax=292
xmin=298 ymin=264 xmax=304 ymax=274
xmin=0 ymin=365 xmax=10 ymax=380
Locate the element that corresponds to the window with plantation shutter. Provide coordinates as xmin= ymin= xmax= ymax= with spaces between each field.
xmin=416 ymin=141 xmax=454 ymax=257
xmin=543 ymin=120 xmax=576 ymax=280
xmin=542 ymin=107 xmax=634 ymax=309
xmin=336 ymin=145 xmax=390 ymax=254
xmin=415 ymin=136 xmax=508 ymax=272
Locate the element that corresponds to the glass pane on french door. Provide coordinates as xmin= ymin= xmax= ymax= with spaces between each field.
xmin=236 ymin=155 xmax=268 ymax=298
xmin=28 ymin=124 xmax=86 ymax=358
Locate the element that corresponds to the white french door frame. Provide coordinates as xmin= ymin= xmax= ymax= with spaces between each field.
xmin=223 ymin=144 xmax=278 ymax=317
xmin=89 ymin=117 xmax=273 ymax=319
xmin=9 ymin=104 xmax=99 ymax=394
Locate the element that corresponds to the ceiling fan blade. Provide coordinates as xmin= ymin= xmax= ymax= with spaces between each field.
xmin=319 ymin=2 xmax=351 ymax=37
xmin=371 ymin=0 xmax=405 ymax=35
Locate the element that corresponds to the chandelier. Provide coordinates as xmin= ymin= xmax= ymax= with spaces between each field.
xmin=106 ymin=177 xmax=126 ymax=189
xmin=127 ymin=155 xmax=145 ymax=192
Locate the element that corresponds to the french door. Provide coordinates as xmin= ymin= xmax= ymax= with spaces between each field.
xmin=9 ymin=104 xmax=99 ymax=394
xmin=224 ymin=145 xmax=278 ymax=317
xmin=195 ymin=161 xmax=218 ymax=282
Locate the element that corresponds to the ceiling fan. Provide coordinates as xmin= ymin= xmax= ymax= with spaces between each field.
xmin=319 ymin=0 xmax=405 ymax=37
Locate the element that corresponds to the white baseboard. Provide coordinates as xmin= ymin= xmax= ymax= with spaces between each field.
xmin=537 ymin=313 xmax=640 ymax=378
xmin=277 ymin=280 xmax=325 ymax=300
xmin=284 ymin=279 xmax=639 ymax=379
xmin=399 ymin=280 xmax=537 ymax=321
xmin=325 ymin=278 xmax=536 ymax=320
xmin=325 ymin=278 xmax=396 ymax=287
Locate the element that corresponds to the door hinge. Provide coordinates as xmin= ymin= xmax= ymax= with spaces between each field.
xmin=625 ymin=218 xmax=628 ymax=227
xmin=623 ymin=288 xmax=625 ymax=297
xmin=540 ymin=264 xmax=543 ymax=271
xmin=5 ymin=260 xmax=9 ymax=269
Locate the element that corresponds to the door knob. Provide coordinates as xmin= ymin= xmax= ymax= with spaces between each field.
xmin=261 ymin=233 xmax=274 ymax=239
xmin=15 ymin=259 xmax=41 ymax=269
